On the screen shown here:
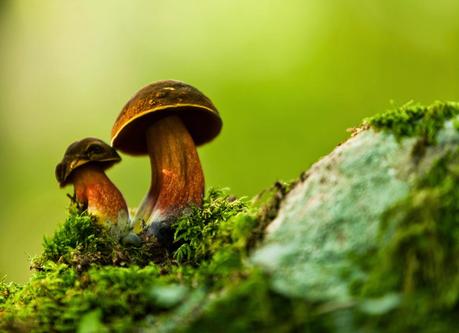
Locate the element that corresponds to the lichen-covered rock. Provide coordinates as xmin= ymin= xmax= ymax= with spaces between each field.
xmin=1 ymin=102 xmax=458 ymax=333
xmin=254 ymin=129 xmax=413 ymax=301
xmin=253 ymin=116 xmax=459 ymax=300
xmin=253 ymin=101 xmax=459 ymax=332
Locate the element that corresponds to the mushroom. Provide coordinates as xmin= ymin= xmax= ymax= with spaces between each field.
xmin=111 ymin=80 xmax=222 ymax=238
xmin=55 ymin=137 xmax=130 ymax=238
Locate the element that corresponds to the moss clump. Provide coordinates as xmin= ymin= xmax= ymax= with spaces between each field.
xmin=364 ymin=101 xmax=459 ymax=143
xmin=173 ymin=189 xmax=251 ymax=265
xmin=174 ymin=181 xmax=293 ymax=267
xmin=32 ymin=206 xmax=168 ymax=272
xmin=171 ymin=183 xmax=293 ymax=290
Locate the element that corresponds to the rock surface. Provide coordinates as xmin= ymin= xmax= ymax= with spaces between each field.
xmin=254 ymin=117 xmax=459 ymax=302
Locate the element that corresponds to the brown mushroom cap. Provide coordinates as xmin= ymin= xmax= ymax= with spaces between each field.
xmin=111 ymin=80 xmax=222 ymax=155
xmin=56 ymin=137 xmax=121 ymax=187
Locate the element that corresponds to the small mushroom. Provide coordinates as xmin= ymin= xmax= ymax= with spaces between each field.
xmin=111 ymin=80 xmax=222 ymax=238
xmin=55 ymin=137 xmax=130 ymax=238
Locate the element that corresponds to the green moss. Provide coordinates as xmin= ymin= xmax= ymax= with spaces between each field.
xmin=364 ymin=101 xmax=459 ymax=143
xmin=173 ymin=188 xmax=250 ymax=265
xmin=0 ymin=262 xmax=166 ymax=332
xmin=31 ymin=205 xmax=170 ymax=273
xmin=0 ymin=188 xmax=279 ymax=332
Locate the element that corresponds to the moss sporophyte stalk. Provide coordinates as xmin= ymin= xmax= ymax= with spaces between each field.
xmin=2 ymin=102 xmax=459 ymax=332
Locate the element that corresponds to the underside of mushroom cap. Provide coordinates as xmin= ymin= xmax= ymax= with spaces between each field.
xmin=111 ymin=80 xmax=222 ymax=155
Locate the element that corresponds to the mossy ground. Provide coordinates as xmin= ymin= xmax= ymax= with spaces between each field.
xmin=0 ymin=186 xmax=293 ymax=332
xmin=1 ymin=103 xmax=459 ymax=332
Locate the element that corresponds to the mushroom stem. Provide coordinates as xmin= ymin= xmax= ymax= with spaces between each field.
xmin=72 ymin=164 xmax=129 ymax=235
xmin=134 ymin=115 xmax=204 ymax=227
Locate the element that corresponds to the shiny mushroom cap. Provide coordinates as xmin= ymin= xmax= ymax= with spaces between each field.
xmin=55 ymin=137 xmax=121 ymax=187
xmin=111 ymin=80 xmax=222 ymax=155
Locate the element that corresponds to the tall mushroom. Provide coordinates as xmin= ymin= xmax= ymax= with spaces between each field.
xmin=56 ymin=137 xmax=130 ymax=238
xmin=111 ymin=80 xmax=222 ymax=238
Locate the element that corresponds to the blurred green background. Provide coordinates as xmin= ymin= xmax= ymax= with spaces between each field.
xmin=1 ymin=0 xmax=459 ymax=282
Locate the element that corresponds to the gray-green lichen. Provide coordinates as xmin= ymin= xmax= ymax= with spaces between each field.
xmin=253 ymin=129 xmax=413 ymax=301
xmin=1 ymin=102 xmax=459 ymax=333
